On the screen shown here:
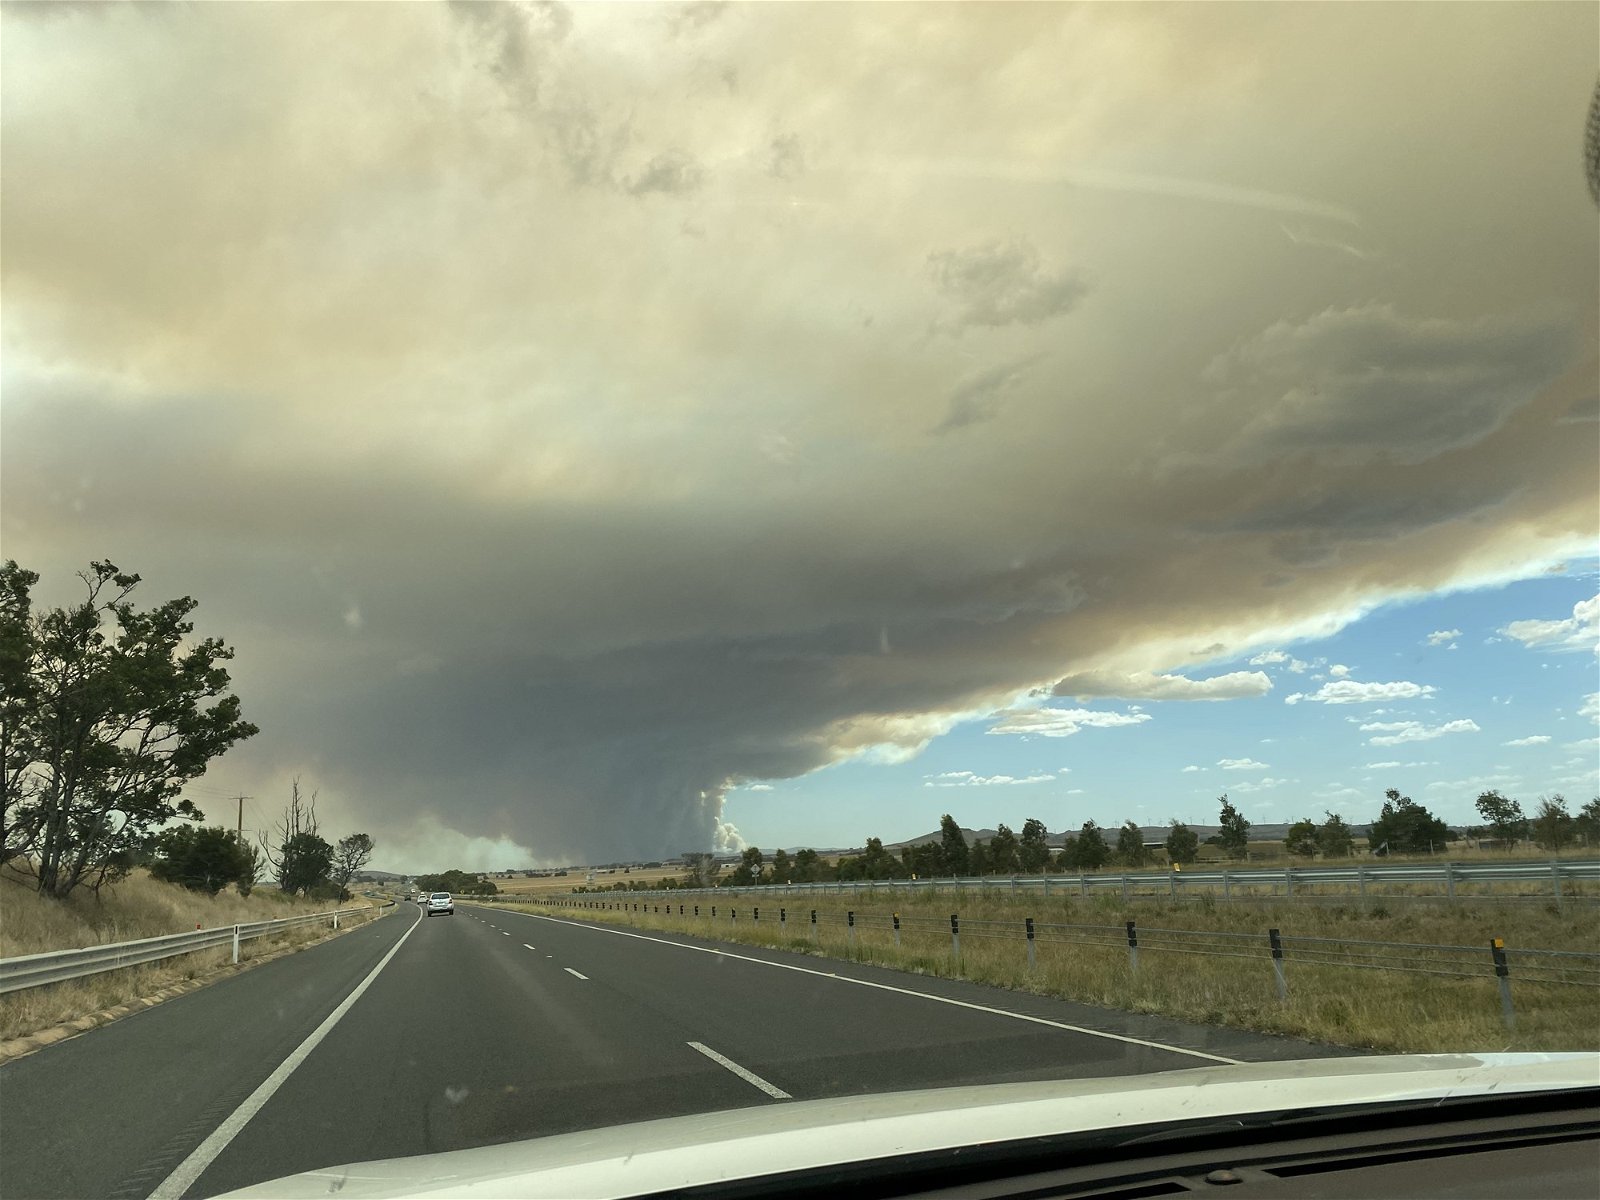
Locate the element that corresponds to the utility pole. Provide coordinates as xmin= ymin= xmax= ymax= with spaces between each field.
xmin=234 ymin=795 xmax=252 ymax=845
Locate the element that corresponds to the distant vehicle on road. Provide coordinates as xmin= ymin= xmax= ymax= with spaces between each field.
xmin=426 ymin=892 xmax=454 ymax=916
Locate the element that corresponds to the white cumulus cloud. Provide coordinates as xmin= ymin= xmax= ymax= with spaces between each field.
xmin=1285 ymin=679 xmax=1436 ymax=705
xmin=1425 ymin=629 xmax=1461 ymax=646
xmin=1502 ymin=735 xmax=1551 ymax=747
xmin=1217 ymin=757 xmax=1270 ymax=771
xmin=1364 ymin=718 xmax=1480 ymax=746
xmin=1500 ymin=594 xmax=1599 ymax=653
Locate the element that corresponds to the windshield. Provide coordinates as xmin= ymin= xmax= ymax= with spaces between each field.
xmin=1 ymin=3 xmax=1596 ymax=1199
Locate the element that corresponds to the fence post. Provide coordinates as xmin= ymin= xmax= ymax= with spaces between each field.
xmin=1269 ymin=928 xmax=1287 ymax=1003
xmin=893 ymin=912 xmax=901 ymax=947
xmin=1025 ymin=917 xmax=1036 ymax=972
xmin=847 ymin=910 xmax=856 ymax=949
xmin=950 ymin=913 xmax=961 ymax=961
xmin=1490 ymin=938 xmax=1516 ymax=1031
xmin=810 ymin=909 xmax=817 ymax=943
xmin=232 ymin=925 xmax=241 ymax=965
xmin=1125 ymin=920 xmax=1138 ymax=971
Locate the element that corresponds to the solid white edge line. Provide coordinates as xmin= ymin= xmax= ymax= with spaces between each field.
xmin=149 ymin=908 xmax=426 ymax=1200
xmin=687 ymin=1040 xmax=792 ymax=1100
xmin=563 ymin=967 xmax=589 ymax=979
xmin=514 ymin=911 xmax=1241 ymax=1065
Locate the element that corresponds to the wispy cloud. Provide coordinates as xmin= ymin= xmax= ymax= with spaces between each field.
xmin=1286 ymin=679 xmax=1436 ymax=705
xmin=1502 ymin=735 xmax=1551 ymax=747
xmin=1363 ymin=718 xmax=1480 ymax=746
xmin=1217 ymin=757 xmax=1270 ymax=771
xmin=1425 ymin=629 xmax=1461 ymax=647
xmin=1052 ymin=668 xmax=1271 ymax=702
xmin=922 ymin=770 xmax=1057 ymax=787
xmin=987 ymin=707 xmax=1152 ymax=739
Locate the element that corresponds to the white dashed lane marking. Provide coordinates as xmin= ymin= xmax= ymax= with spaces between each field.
xmin=687 ymin=1041 xmax=791 ymax=1100
xmin=563 ymin=968 xmax=589 ymax=980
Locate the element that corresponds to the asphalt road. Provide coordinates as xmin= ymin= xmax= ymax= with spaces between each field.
xmin=0 ymin=902 xmax=1339 ymax=1199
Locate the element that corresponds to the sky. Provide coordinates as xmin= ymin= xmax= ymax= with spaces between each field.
xmin=2 ymin=2 xmax=1596 ymax=873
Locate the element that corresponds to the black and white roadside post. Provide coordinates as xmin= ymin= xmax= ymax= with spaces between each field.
xmin=1269 ymin=928 xmax=1287 ymax=1002
xmin=950 ymin=913 xmax=961 ymax=961
xmin=892 ymin=912 xmax=901 ymax=948
xmin=1025 ymin=917 xmax=1036 ymax=972
xmin=847 ymin=910 xmax=856 ymax=949
xmin=810 ymin=908 xmax=817 ymax=943
xmin=1491 ymin=938 xmax=1516 ymax=1031
xmin=1125 ymin=920 xmax=1139 ymax=971
xmin=780 ymin=906 xmax=786 ymax=930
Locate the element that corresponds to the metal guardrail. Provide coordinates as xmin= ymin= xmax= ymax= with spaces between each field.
xmin=578 ymin=860 xmax=1600 ymax=905
xmin=0 ymin=903 xmax=383 ymax=995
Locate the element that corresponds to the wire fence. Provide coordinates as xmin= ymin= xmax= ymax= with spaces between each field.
xmin=541 ymin=895 xmax=1599 ymax=1032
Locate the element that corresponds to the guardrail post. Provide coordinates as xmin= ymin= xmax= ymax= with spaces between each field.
xmin=1223 ymin=870 xmax=1232 ymax=901
xmin=847 ymin=910 xmax=855 ymax=949
xmin=333 ymin=911 xmax=339 ymax=931
xmin=232 ymin=925 xmax=241 ymax=965
xmin=1043 ymin=876 xmax=1051 ymax=899
xmin=1269 ymin=928 xmax=1287 ymax=1002
xmin=1168 ymin=870 xmax=1175 ymax=899
xmin=950 ymin=913 xmax=960 ymax=961
xmin=810 ymin=909 xmax=817 ymax=943
xmin=893 ymin=912 xmax=901 ymax=947
xmin=1551 ymin=862 xmax=1563 ymax=914
xmin=1445 ymin=862 xmax=1455 ymax=903
xmin=1125 ymin=920 xmax=1138 ymax=971
xmin=1080 ymin=873 xmax=1088 ymax=898
xmin=1284 ymin=868 xmax=1294 ymax=899
xmin=1122 ymin=874 xmax=1130 ymax=903
xmin=1490 ymin=937 xmax=1515 ymax=1030
xmin=1025 ymin=917 xmax=1036 ymax=971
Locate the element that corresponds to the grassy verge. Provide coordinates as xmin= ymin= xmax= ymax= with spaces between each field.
xmin=0 ymin=872 xmax=381 ymax=1044
xmin=489 ymin=891 xmax=1600 ymax=1055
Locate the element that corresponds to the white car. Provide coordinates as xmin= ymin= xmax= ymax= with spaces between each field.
xmin=426 ymin=892 xmax=454 ymax=916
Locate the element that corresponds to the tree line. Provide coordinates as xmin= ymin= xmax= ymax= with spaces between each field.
xmin=1 ymin=559 xmax=373 ymax=901
xmin=576 ymin=786 xmax=1598 ymax=893
xmin=414 ymin=868 xmax=499 ymax=895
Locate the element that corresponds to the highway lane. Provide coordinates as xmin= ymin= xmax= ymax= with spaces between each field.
xmin=0 ymin=902 xmax=1339 ymax=1199
xmin=0 ymin=906 xmax=417 ymax=1200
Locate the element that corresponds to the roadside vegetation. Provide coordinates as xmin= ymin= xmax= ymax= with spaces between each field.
xmin=496 ymin=884 xmax=1600 ymax=1055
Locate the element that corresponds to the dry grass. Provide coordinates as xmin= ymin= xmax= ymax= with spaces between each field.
xmin=0 ymin=871 xmax=380 ymax=1044
xmin=493 ymin=889 xmax=1600 ymax=1054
